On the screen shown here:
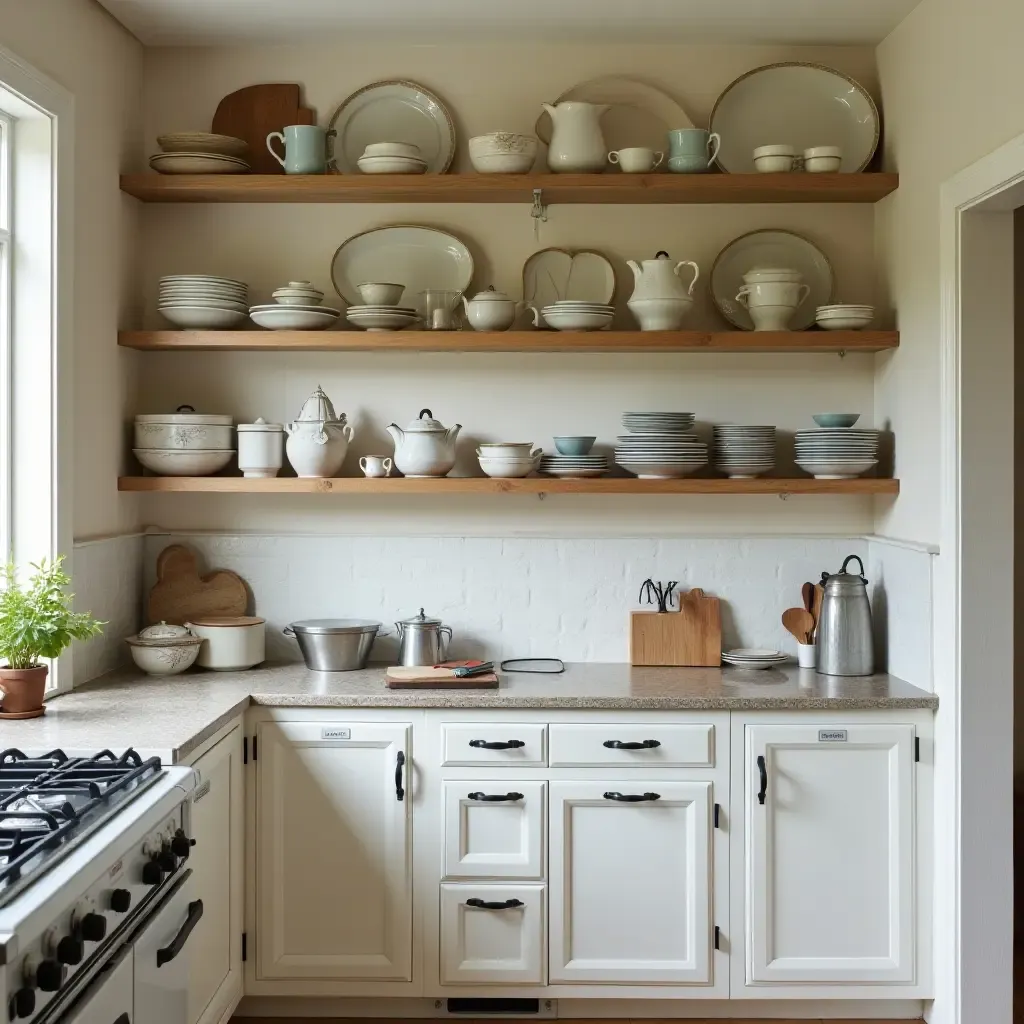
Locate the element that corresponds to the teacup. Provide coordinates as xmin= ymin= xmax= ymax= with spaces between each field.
xmin=803 ymin=146 xmax=842 ymax=173
xmin=359 ymin=455 xmax=393 ymax=478
xmin=267 ymin=125 xmax=334 ymax=174
xmin=667 ymin=128 xmax=721 ymax=174
xmin=608 ymin=147 xmax=663 ymax=173
xmin=752 ymin=144 xmax=797 ymax=173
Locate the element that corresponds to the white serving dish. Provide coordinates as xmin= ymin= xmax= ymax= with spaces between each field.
xmin=357 ymin=155 xmax=427 ymax=174
xmin=540 ymin=309 xmax=613 ymax=332
xmin=796 ymin=458 xmax=879 ymax=479
xmin=184 ymin=615 xmax=266 ymax=671
xmin=149 ymin=152 xmax=249 ymax=174
xmin=157 ymin=132 xmax=248 ymax=158
xmin=133 ymin=448 xmax=234 ymax=476
xmin=158 ymin=306 xmax=248 ymax=329
xmin=468 ymin=133 xmax=538 ymax=173
xmin=134 ymin=410 xmax=233 ymax=451
xmin=346 ymin=309 xmax=420 ymax=331
xmin=478 ymin=451 xmax=541 ymax=478
xmin=250 ymin=307 xmax=338 ymax=330
xmin=617 ymin=460 xmax=706 ymax=478
xmin=523 ymin=248 xmax=615 ymax=309
xmin=478 ymin=442 xmax=535 ymax=457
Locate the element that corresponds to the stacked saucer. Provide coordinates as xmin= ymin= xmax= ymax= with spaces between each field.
xmin=538 ymin=301 xmax=614 ymax=332
xmin=150 ymin=132 xmax=249 ymax=174
xmin=357 ymin=143 xmax=426 ymax=174
xmin=713 ymin=425 xmax=776 ymax=479
xmin=159 ymin=275 xmax=249 ymax=329
xmin=721 ymin=648 xmax=789 ymax=670
xmin=815 ymin=304 xmax=874 ymax=331
xmin=622 ymin=411 xmax=695 ymax=434
xmin=616 ymin=411 xmax=706 ymax=479
xmin=538 ymin=452 xmax=610 ymax=478
xmin=795 ymin=426 xmax=880 ymax=479
xmin=346 ymin=306 xmax=421 ymax=332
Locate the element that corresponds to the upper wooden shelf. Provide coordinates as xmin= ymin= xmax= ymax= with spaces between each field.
xmin=119 ymin=172 xmax=899 ymax=205
xmin=118 ymin=329 xmax=898 ymax=354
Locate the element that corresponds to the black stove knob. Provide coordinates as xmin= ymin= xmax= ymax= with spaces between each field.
xmin=56 ymin=935 xmax=83 ymax=966
xmin=109 ymin=888 xmax=131 ymax=913
xmin=170 ymin=829 xmax=195 ymax=859
xmin=156 ymin=846 xmax=177 ymax=874
xmin=10 ymin=987 xmax=35 ymax=1020
xmin=80 ymin=913 xmax=106 ymax=943
xmin=141 ymin=859 xmax=164 ymax=886
xmin=35 ymin=960 xmax=63 ymax=992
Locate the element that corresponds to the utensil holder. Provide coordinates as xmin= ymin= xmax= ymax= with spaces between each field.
xmin=797 ymin=642 xmax=816 ymax=669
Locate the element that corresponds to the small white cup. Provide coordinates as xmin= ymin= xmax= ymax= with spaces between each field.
xmin=797 ymin=642 xmax=817 ymax=669
xmin=608 ymin=147 xmax=664 ymax=173
xmin=360 ymin=455 xmax=393 ymax=478
xmin=753 ymin=144 xmax=797 ymax=173
xmin=803 ymin=146 xmax=843 ymax=173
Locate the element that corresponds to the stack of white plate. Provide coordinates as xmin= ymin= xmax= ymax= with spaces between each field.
xmin=346 ymin=306 xmax=421 ymax=332
xmin=150 ymin=133 xmax=250 ymax=174
xmin=538 ymin=453 xmax=610 ymax=478
xmin=616 ymin=411 xmax=706 ymax=479
xmin=621 ymin=411 xmax=695 ymax=434
xmin=713 ymin=425 xmax=776 ymax=479
xmin=539 ymin=301 xmax=614 ymax=332
xmin=815 ymin=303 xmax=874 ymax=331
xmin=250 ymin=303 xmax=340 ymax=331
xmin=795 ymin=427 xmax=880 ymax=479
xmin=159 ymin=276 xmax=249 ymax=329
xmin=357 ymin=142 xmax=427 ymax=174
xmin=721 ymin=648 xmax=789 ymax=670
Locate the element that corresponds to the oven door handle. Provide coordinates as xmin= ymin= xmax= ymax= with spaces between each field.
xmin=156 ymin=899 xmax=204 ymax=967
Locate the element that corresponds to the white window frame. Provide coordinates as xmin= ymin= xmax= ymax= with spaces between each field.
xmin=0 ymin=46 xmax=74 ymax=690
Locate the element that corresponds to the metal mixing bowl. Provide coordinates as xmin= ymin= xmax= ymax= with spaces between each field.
xmin=284 ymin=619 xmax=384 ymax=671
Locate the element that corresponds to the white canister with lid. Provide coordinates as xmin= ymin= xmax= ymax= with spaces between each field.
xmin=237 ymin=417 xmax=285 ymax=478
xmin=134 ymin=406 xmax=234 ymax=450
xmin=184 ymin=615 xmax=266 ymax=670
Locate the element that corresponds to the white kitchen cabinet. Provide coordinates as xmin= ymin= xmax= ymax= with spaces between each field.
xmin=439 ymin=883 xmax=545 ymax=985
xmin=742 ymin=722 xmax=916 ymax=986
xmin=549 ymin=781 xmax=712 ymax=984
xmin=254 ymin=720 xmax=412 ymax=981
xmin=184 ymin=724 xmax=243 ymax=1024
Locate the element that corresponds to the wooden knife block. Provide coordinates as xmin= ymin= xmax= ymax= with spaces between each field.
xmin=630 ymin=587 xmax=721 ymax=667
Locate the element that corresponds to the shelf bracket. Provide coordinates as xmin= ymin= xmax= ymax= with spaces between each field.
xmin=531 ymin=188 xmax=548 ymax=235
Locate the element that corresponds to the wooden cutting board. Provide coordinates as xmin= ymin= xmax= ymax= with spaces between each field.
xmin=386 ymin=663 xmax=499 ymax=689
xmin=630 ymin=587 xmax=721 ymax=667
xmin=211 ymin=84 xmax=315 ymax=174
xmin=147 ymin=544 xmax=249 ymax=626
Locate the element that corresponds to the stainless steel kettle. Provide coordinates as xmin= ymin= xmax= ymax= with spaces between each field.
xmin=395 ymin=608 xmax=453 ymax=667
xmin=816 ymin=554 xmax=874 ymax=676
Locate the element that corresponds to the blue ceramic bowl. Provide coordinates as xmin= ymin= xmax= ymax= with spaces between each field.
xmin=812 ymin=413 xmax=861 ymax=428
xmin=554 ymin=435 xmax=597 ymax=456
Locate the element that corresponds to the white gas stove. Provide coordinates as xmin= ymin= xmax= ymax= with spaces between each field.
xmin=0 ymin=749 xmax=196 ymax=1024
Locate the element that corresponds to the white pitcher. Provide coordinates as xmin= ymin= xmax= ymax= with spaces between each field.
xmin=543 ymin=101 xmax=610 ymax=173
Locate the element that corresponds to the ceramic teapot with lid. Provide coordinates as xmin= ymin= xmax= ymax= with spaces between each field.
xmin=386 ymin=408 xmax=462 ymax=478
xmin=462 ymin=287 xmax=522 ymax=332
xmin=626 ymin=251 xmax=701 ymax=331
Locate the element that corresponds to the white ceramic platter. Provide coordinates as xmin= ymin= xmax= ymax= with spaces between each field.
xmin=711 ymin=229 xmax=834 ymax=330
xmin=327 ymin=80 xmax=455 ymax=174
xmin=535 ymin=76 xmax=694 ymax=155
xmin=523 ymin=248 xmax=616 ymax=308
xmin=331 ymin=225 xmax=474 ymax=310
xmin=710 ymin=63 xmax=879 ymax=174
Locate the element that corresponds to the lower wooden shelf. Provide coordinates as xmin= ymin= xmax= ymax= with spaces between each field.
xmin=118 ymin=476 xmax=899 ymax=495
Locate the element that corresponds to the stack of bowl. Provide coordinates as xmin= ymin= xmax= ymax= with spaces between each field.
xmin=150 ymin=132 xmax=250 ymax=174
xmin=357 ymin=143 xmax=426 ymax=174
xmin=133 ymin=407 xmax=235 ymax=476
xmin=469 ymin=133 xmax=538 ymax=173
xmin=815 ymin=304 xmax=875 ymax=331
xmin=538 ymin=435 xmax=607 ymax=477
xmin=159 ymin=275 xmax=249 ymax=329
xmin=535 ymin=300 xmax=614 ymax=332
xmin=795 ymin=416 xmax=880 ymax=479
xmin=250 ymin=279 xmax=340 ymax=331
xmin=712 ymin=425 xmax=777 ymax=478
xmin=736 ymin=267 xmax=809 ymax=331
xmin=476 ymin=443 xmax=542 ymax=478
xmin=346 ymin=282 xmax=420 ymax=332
xmin=615 ymin=412 xmax=707 ymax=479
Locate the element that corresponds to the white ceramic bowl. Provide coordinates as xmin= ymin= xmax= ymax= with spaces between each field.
xmin=477 ymin=443 xmax=536 ymax=458
xmin=804 ymin=155 xmax=842 ymax=173
xmin=249 ymin=307 xmax=338 ymax=331
xmin=133 ymin=448 xmax=234 ymax=476
xmin=816 ymin=314 xmax=874 ymax=330
xmin=363 ymin=142 xmax=422 ymax=159
xmin=356 ymin=155 xmax=427 ymax=175
xmin=540 ymin=309 xmax=613 ymax=332
xmin=796 ymin=458 xmax=878 ymax=479
xmin=184 ymin=615 xmax=266 ymax=671
xmin=346 ymin=310 xmax=420 ymax=332
xmin=357 ymin=282 xmax=406 ymax=305
xmin=617 ymin=460 xmax=707 ymax=479
xmin=469 ymin=152 xmax=536 ymax=174
xmin=158 ymin=306 xmax=248 ymax=329
xmin=133 ymin=421 xmax=234 ymax=450
xmin=470 ymin=132 xmax=538 ymax=156
xmin=273 ymin=293 xmax=323 ymax=306
xmin=126 ymin=637 xmax=201 ymax=676
xmin=478 ymin=456 xmax=539 ymax=479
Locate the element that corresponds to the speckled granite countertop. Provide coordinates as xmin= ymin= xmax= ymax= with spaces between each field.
xmin=0 ymin=662 xmax=936 ymax=762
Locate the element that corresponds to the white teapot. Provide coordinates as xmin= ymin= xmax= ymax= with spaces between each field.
xmin=386 ymin=408 xmax=462 ymax=478
xmin=626 ymin=251 xmax=701 ymax=331
xmin=462 ymin=287 xmax=522 ymax=332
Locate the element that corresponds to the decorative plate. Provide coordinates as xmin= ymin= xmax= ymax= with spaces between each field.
xmin=522 ymin=248 xmax=616 ymax=309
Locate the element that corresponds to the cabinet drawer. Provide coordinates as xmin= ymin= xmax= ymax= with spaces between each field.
xmin=440 ymin=883 xmax=545 ymax=985
xmin=442 ymin=723 xmax=547 ymax=766
xmin=549 ymin=723 xmax=714 ymax=767
xmin=444 ymin=781 xmax=545 ymax=879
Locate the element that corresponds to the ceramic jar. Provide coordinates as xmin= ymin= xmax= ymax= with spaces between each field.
xmin=125 ymin=621 xmax=202 ymax=676
xmin=184 ymin=615 xmax=266 ymax=670
xmin=386 ymin=408 xmax=462 ymax=478
xmin=462 ymin=287 xmax=521 ymax=332
xmin=543 ymin=101 xmax=610 ymax=173
xmin=626 ymin=251 xmax=701 ymax=331
xmin=237 ymin=417 xmax=284 ymax=478
xmin=284 ymin=385 xmax=355 ymax=477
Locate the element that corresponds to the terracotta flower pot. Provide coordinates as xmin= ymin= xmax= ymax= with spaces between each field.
xmin=0 ymin=665 xmax=47 ymax=713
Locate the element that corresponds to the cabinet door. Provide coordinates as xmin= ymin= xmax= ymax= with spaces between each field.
xmin=187 ymin=728 xmax=244 ymax=1024
xmin=255 ymin=721 xmax=412 ymax=981
xmin=549 ymin=781 xmax=712 ymax=984
xmin=744 ymin=723 xmax=915 ymax=984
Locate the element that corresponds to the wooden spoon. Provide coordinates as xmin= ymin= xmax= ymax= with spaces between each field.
xmin=811 ymin=583 xmax=825 ymax=639
xmin=801 ymin=581 xmax=815 ymax=614
xmin=782 ymin=607 xmax=815 ymax=645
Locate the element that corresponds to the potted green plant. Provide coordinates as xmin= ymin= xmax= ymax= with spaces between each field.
xmin=0 ymin=557 xmax=104 ymax=713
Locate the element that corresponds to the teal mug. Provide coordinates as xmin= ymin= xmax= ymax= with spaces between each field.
xmin=667 ymin=128 xmax=721 ymax=174
xmin=266 ymin=125 xmax=334 ymax=174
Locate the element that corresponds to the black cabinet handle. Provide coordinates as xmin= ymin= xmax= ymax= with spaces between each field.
xmin=395 ymin=751 xmax=405 ymax=802
xmin=468 ymin=792 xmax=524 ymax=802
xmin=466 ymin=898 xmax=524 ymax=910
xmin=468 ymin=739 xmax=525 ymax=750
xmin=603 ymin=791 xmax=660 ymax=802
xmin=156 ymin=900 xmax=203 ymax=967
xmin=602 ymin=739 xmax=661 ymax=750
xmin=756 ymin=754 xmax=767 ymax=805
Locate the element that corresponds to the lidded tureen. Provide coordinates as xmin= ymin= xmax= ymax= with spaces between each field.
xmin=284 ymin=385 xmax=355 ymax=478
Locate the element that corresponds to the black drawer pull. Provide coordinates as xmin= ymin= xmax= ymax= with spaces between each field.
xmin=603 ymin=791 xmax=661 ymax=802
xmin=466 ymin=898 xmax=524 ymax=910
xmin=602 ymin=739 xmax=661 ymax=750
xmin=395 ymin=750 xmax=405 ymax=802
xmin=756 ymin=754 xmax=767 ymax=805
xmin=468 ymin=739 xmax=525 ymax=750
xmin=468 ymin=792 xmax=524 ymax=802
xmin=156 ymin=900 xmax=203 ymax=967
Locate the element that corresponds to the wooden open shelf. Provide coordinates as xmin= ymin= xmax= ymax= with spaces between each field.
xmin=119 ymin=172 xmax=899 ymax=205
xmin=118 ymin=477 xmax=899 ymax=495
xmin=118 ymin=329 xmax=898 ymax=354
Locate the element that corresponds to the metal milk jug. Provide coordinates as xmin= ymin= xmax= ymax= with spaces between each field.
xmin=395 ymin=608 xmax=453 ymax=667
xmin=816 ymin=554 xmax=874 ymax=676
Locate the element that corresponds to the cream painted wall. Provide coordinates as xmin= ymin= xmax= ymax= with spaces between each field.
xmin=136 ymin=41 xmax=884 ymax=534
xmin=0 ymin=0 xmax=143 ymax=540
xmin=876 ymin=0 xmax=1024 ymax=545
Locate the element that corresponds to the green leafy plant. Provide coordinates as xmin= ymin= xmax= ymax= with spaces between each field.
xmin=0 ymin=557 xmax=104 ymax=669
